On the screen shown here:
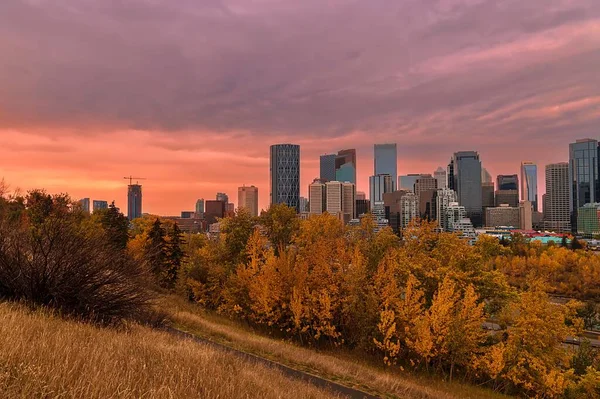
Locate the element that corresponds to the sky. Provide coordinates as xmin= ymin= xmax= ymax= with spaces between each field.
xmin=0 ymin=0 xmax=599 ymax=214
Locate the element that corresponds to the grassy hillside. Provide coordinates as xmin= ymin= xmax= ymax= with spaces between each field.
xmin=0 ymin=302 xmax=337 ymax=398
xmin=162 ymin=295 xmax=510 ymax=399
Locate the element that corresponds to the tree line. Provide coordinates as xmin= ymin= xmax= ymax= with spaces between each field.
xmin=179 ymin=204 xmax=600 ymax=398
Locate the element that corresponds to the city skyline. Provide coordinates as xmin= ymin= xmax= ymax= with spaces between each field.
xmin=0 ymin=1 xmax=598 ymax=214
xmin=0 ymin=139 xmax=589 ymax=215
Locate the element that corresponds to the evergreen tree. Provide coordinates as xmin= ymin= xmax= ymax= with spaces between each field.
xmin=146 ymin=218 xmax=168 ymax=286
xmin=165 ymin=222 xmax=185 ymax=288
xmin=561 ymin=235 xmax=568 ymax=248
xmin=571 ymin=236 xmax=584 ymax=250
xmin=94 ymin=201 xmax=129 ymax=250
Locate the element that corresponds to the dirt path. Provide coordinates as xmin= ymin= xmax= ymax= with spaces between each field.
xmin=165 ymin=327 xmax=380 ymax=399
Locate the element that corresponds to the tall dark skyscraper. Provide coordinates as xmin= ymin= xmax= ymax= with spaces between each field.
xmin=127 ymin=184 xmax=142 ymax=221
xmin=319 ymin=149 xmax=357 ymax=184
xmin=374 ymin=144 xmax=397 ymax=190
xmin=521 ymin=162 xmax=538 ymax=211
xmin=319 ymin=154 xmax=337 ymax=182
xmin=449 ymin=151 xmax=483 ymax=226
xmin=270 ymin=144 xmax=300 ymax=211
xmin=569 ymin=138 xmax=599 ymax=232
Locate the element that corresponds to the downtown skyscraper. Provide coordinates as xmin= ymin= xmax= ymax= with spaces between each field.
xmin=569 ymin=139 xmax=599 ymax=231
xmin=520 ymin=161 xmax=538 ymax=211
xmin=545 ymin=162 xmax=570 ymax=232
xmin=449 ymin=151 xmax=483 ymax=227
xmin=127 ymin=184 xmax=142 ymax=221
xmin=374 ymin=144 xmax=397 ymax=190
xmin=319 ymin=149 xmax=357 ymax=184
xmin=238 ymin=185 xmax=259 ymax=217
xmin=270 ymin=144 xmax=300 ymax=211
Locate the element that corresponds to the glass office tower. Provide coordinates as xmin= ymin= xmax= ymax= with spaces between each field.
xmin=520 ymin=162 xmax=538 ymax=211
xmin=374 ymin=144 xmax=397 ymax=190
xmin=270 ymin=144 xmax=300 ymax=211
xmin=569 ymin=139 xmax=599 ymax=231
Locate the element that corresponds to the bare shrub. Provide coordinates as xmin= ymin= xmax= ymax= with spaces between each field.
xmin=0 ymin=192 xmax=152 ymax=324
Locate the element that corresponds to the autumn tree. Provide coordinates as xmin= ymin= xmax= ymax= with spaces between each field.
xmin=496 ymin=280 xmax=580 ymax=397
xmin=219 ymin=207 xmax=257 ymax=267
xmin=259 ymin=203 xmax=299 ymax=254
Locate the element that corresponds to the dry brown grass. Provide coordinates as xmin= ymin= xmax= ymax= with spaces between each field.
xmin=0 ymin=301 xmax=338 ymax=399
xmin=162 ymin=295 xmax=511 ymax=399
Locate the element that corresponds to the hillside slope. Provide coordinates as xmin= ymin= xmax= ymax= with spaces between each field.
xmin=0 ymin=302 xmax=337 ymax=399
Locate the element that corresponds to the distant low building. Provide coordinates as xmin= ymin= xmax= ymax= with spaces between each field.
xmin=485 ymin=204 xmax=520 ymax=228
xmin=92 ymin=200 xmax=108 ymax=212
xmin=78 ymin=198 xmax=91 ymax=213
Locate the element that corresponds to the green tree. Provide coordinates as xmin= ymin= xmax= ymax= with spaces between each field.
xmin=92 ymin=201 xmax=129 ymax=250
xmin=571 ymin=236 xmax=584 ymax=250
xmin=164 ymin=222 xmax=185 ymax=289
xmin=220 ymin=207 xmax=256 ymax=266
xmin=146 ymin=218 xmax=168 ymax=286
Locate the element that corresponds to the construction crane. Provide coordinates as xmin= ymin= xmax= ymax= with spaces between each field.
xmin=124 ymin=176 xmax=147 ymax=185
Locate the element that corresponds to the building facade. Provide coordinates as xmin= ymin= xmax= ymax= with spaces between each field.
xmin=374 ymin=144 xmax=397 ymax=190
xmin=195 ymin=199 xmax=205 ymax=218
xmin=577 ymin=203 xmax=600 ymax=237
xmin=127 ymin=184 xmax=142 ymax=221
xmin=434 ymin=167 xmax=447 ymax=189
xmin=497 ymin=174 xmax=519 ymax=190
xmin=449 ymin=151 xmax=483 ymax=226
xmin=521 ymin=162 xmax=538 ymax=211
xmin=309 ymin=179 xmax=326 ymax=215
xmin=435 ymin=188 xmax=457 ymax=231
xmin=92 ymin=200 xmax=108 ymax=212
xmin=342 ymin=182 xmax=356 ymax=221
xmin=356 ymin=199 xmax=370 ymax=216
xmin=519 ymin=201 xmax=533 ymax=230
xmin=319 ymin=154 xmax=337 ymax=182
xmin=399 ymin=192 xmax=418 ymax=230
xmin=485 ymin=205 xmax=520 ymax=228
xmin=205 ymin=200 xmax=225 ymax=225
xmin=336 ymin=149 xmax=357 ymax=184
xmin=414 ymin=175 xmax=438 ymax=198
xmin=369 ymin=174 xmax=393 ymax=203
xmin=270 ymin=144 xmax=300 ymax=211
xmin=78 ymin=198 xmax=90 ymax=213
xmin=299 ymin=196 xmax=309 ymax=213
xmin=446 ymin=202 xmax=466 ymax=232
xmin=495 ymin=189 xmax=519 ymax=207
xmin=238 ymin=185 xmax=259 ymax=217
xmin=569 ymin=139 xmax=600 ymax=232
xmin=545 ymin=162 xmax=571 ymax=232
xmin=216 ymin=192 xmax=229 ymax=204
xmin=326 ymin=181 xmax=343 ymax=216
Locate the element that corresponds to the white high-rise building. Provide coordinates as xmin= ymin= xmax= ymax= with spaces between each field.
xmin=309 ymin=179 xmax=326 ymax=215
xmin=400 ymin=192 xmax=418 ymax=229
xmin=434 ymin=167 xmax=447 ymax=189
xmin=436 ymin=188 xmax=457 ymax=231
xmin=446 ymin=202 xmax=466 ymax=232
